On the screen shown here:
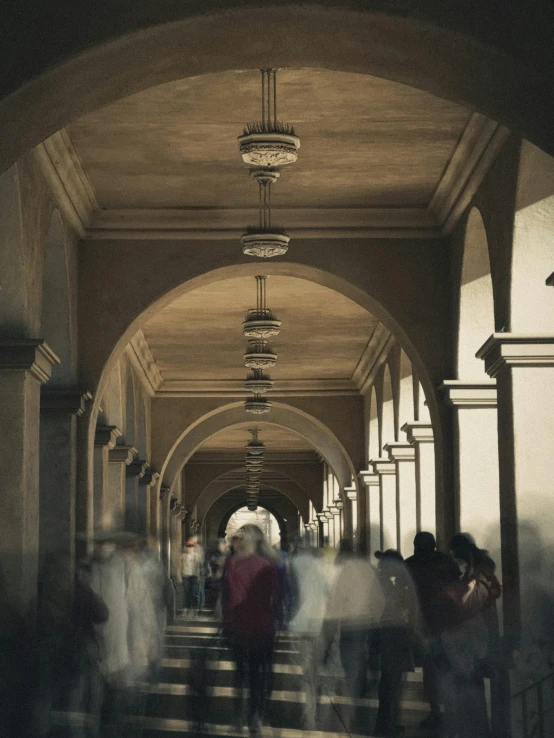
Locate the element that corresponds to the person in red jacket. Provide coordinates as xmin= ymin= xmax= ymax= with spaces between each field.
xmin=221 ymin=524 xmax=283 ymax=735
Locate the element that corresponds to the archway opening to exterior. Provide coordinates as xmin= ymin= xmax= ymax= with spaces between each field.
xmin=224 ymin=507 xmax=282 ymax=547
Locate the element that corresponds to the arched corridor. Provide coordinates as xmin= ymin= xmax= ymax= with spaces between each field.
xmin=1 ymin=7 xmax=554 ymax=736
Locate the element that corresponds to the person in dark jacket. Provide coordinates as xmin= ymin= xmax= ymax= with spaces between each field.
xmin=221 ymin=525 xmax=282 ymax=736
xmin=405 ymin=532 xmax=460 ymax=730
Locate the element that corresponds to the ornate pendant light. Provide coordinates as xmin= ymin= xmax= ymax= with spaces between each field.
xmin=244 ymin=429 xmax=265 ymax=511
xmin=244 ymin=276 xmax=278 ymax=414
xmin=238 ymin=69 xmax=300 ymax=168
xmin=239 ymin=69 xmax=300 ymax=259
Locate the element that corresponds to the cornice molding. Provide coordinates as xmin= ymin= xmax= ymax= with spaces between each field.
xmin=439 ymin=379 xmax=497 ymax=408
xmin=0 ymin=340 xmax=60 ymax=383
xmin=33 ymin=130 xmax=98 ymax=237
xmin=86 ymin=206 xmax=439 ymax=241
xmin=476 ymin=334 xmax=554 ymax=377
xmin=127 ymin=331 xmax=163 ymax=396
xmin=188 ymin=451 xmax=320 ymax=465
xmin=156 ymin=377 xmax=358 ymax=397
xmin=429 ymin=114 xmax=510 ymax=235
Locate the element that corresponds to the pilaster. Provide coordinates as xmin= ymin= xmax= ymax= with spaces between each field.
xmin=401 ymin=422 xmax=436 ymax=536
xmin=371 ymin=457 xmax=396 ymax=551
xmin=439 ymin=379 xmax=500 ymax=574
xmin=93 ymin=425 xmax=122 ymax=533
xmin=385 ymin=442 xmax=417 ymax=557
xmin=359 ymin=469 xmax=380 ymax=553
xmin=108 ymin=445 xmax=137 ymax=531
xmin=0 ymin=340 xmax=59 ymax=614
xmin=477 ymin=334 xmax=554 ymax=647
xmin=39 ymin=388 xmax=92 ymax=572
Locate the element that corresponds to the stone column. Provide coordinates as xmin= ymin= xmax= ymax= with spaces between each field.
xmin=371 ymin=458 xmax=397 ymax=551
xmin=401 ymin=422 xmax=436 ymax=536
xmin=317 ymin=511 xmax=329 ymax=547
xmin=0 ymin=340 xmax=59 ymax=614
xmin=330 ymin=503 xmax=343 ymax=546
xmin=139 ymin=468 xmax=160 ymax=538
xmin=385 ymin=442 xmax=417 ymax=557
xmin=108 ymin=445 xmax=137 ymax=532
xmin=359 ymin=470 xmax=380 ymax=553
xmin=126 ymin=458 xmax=147 ymax=533
xmin=440 ymin=380 xmax=500 ymax=563
xmin=345 ymin=486 xmax=358 ymax=548
xmin=93 ymin=425 xmax=121 ymax=534
xmin=39 ymin=389 xmax=91 ymax=571
xmin=477 ymin=334 xmax=554 ymax=648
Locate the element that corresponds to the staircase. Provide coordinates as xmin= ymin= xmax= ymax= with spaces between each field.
xmin=138 ymin=610 xmax=432 ymax=738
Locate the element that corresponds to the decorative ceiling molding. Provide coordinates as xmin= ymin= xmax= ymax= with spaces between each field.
xmin=125 ymin=330 xmax=163 ymax=397
xmin=352 ymin=324 xmax=396 ymax=395
xmin=156 ymin=378 xmax=358 ymax=398
xmin=188 ymin=451 xmax=321 ymax=465
xmin=33 ymin=130 xmax=98 ymax=237
xmin=429 ymin=114 xmax=511 ymax=234
xmin=37 ymin=113 xmax=507 ymax=242
xmin=86 ymin=206 xmax=438 ymax=240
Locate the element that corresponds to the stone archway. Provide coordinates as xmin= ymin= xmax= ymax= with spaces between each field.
xmin=2 ymin=3 xmax=553 ymax=176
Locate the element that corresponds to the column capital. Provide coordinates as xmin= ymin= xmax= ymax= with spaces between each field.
xmin=140 ymin=468 xmax=160 ymax=487
xmin=370 ymin=458 xmax=396 ymax=476
xmin=94 ymin=424 xmax=122 ymax=449
xmin=0 ymin=339 xmax=60 ymax=383
xmin=127 ymin=459 xmax=148 ymax=478
xmin=358 ymin=469 xmax=379 ymax=488
xmin=401 ymin=421 xmax=434 ymax=444
xmin=316 ymin=512 xmax=327 ymax=522
xmin=439 ymin=379 xmax=497 ymax=408
xmin=332 ymin=499 xmax=344 ymax=510
xmin=476 ymin=333 xmax=554 ymax=377
xmin=328 ymin=506 xmax=341 ymax=516
xmin=384 ymin=442 xmax=416 ymax=462
xmin=323 ymin=510 xmax=334 ymax=520
xmin=41 ymin=388 xmax=92 ymax=416
xmin=109 ymin=444 xmax=137 ymax=464
xmin=344 ymin=485 xmax=357 ymax=501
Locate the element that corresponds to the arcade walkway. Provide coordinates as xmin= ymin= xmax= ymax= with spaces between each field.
xmin=140 ymin=611 xmax=430 ymax=738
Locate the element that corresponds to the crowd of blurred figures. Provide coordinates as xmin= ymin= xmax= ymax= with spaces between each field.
xmin=0 ymin=525 xmax=503 ymax=738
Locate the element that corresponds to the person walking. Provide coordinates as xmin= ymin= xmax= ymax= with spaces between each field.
xmin=405 ymin=532 xmax=460 ymax=731
xmin=373 ymin=550 xmax=421 ymax=738
xmin=181 ymin=538 xmax=203 ymax=617
xmin=221 ymin=524 xmax=282 ymax=735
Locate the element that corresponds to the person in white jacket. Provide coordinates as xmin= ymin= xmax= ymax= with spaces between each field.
xmin=289 ymin=544 xmax=330 ymax=730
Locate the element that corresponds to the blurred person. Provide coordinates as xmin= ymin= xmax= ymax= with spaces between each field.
xmin=31 ymin=551 xmax=108 ymax=738
xmin=289 ymin=543 xmax=329 ymax=730
xmin=221 ymin=524 xmax=282 ymax=735
xmin=90 ymin=534 xmax=131 ymax=736
xmin=431 ymin=541 xmax=499 ymax=738
xmin=136 ymin=535 xmax=171 ymax=682
xmin=325 ymin=549 xmax=386 ymax=724
xmin=121 ymin=538 xmax=161 ymax=737
xmin=405 ymin=532 xmax=460 ymax=731
xmin=181 ymin=538 xmax=204 ymax=617
xmin=373 ymin=549 xmax=421 ymax=738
